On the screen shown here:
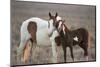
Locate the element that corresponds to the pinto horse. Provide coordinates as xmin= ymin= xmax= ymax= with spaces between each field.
xmin=50 ymin=16 xmax=91 ymax=62
xmin=17 ymin=13 xmax=62 ymax=63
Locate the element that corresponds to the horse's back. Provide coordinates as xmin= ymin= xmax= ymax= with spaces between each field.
xmin=72 ymin=28 xmax=88 ymax=43
xmin=72 ymin=28 xmax=88 ymax=35
xmin=22 ymin=17 xmax=48 ymax=29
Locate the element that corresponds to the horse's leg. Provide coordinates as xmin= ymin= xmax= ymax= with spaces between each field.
xmin=62 ymin=46 xmax=66 ymax=63
xmin=50 ymin=31 xmax=59 ymax=63
xmin=84 ymin=44 xmax=88 ymax=61
xmin=69 ymin=46 xmax=74 ymax=62
xmin=50 ymin=35 xmax=58 ymax=63
xmin=79 ymin=42 xmax=88 ymax=61
xmin=51 ymin=39 xmax=57 ymax=63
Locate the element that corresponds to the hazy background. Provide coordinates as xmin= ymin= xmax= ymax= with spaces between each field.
xmin=11 ymin=0 xmax=96 ymax=65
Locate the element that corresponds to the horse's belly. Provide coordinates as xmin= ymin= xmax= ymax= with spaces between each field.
xmin=36 ymin=29 xmax=51 ymax=46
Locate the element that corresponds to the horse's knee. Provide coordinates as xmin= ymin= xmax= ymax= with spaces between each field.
xmin=69 ymin=46 xmax=74 ymax=62
xmin=64 ymin=50 xmax=66 ymax=62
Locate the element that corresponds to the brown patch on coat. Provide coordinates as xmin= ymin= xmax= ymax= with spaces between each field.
xmin=27 ymin=21 xmax=37 ymax=43
xmin=49 ymin=12 xmax=58 ymax=26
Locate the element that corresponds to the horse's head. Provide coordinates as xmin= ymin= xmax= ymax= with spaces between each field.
xmin=48 ymin=12 xmax=63 ymax=36
xmin=55 ymin=19 xmax=65 ymax=33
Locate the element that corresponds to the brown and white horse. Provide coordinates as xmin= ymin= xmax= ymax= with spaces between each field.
xmin=17 ymin=12 xmax=62 ymax=63
xmin=52 ymin=18 xmax=91 ymax=62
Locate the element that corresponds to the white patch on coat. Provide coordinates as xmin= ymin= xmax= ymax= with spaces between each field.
xmin=63 ymin=25 xmax=66 ymax=35
xmin=73 ymin=36 xmax=78 ymax=42
xmin=58 ymin=21 xmax=62 ymax=30
xmin=56 ymin=16 xmax=62 ymax=21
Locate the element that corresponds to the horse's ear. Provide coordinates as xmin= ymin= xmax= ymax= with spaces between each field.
xmin=49 ymin=12 xmax=52 ymax=18
xmin=55 ymin=12 xmax=58 ymax=18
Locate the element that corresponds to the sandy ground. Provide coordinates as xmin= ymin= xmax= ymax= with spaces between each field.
xmin=11 ymin=0 xmax=96 ymax=66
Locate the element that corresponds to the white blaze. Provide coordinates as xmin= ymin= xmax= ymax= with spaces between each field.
xmin=58 ymin=21 xmax=62 ymax=30
xmin=63 ymin=25 xmax=66 ymax=35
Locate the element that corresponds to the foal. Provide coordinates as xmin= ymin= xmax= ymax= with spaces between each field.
xmin=54 ymin=20 xmax=90 ymax=62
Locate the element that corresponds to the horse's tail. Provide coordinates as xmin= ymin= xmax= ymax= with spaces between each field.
xmin=88 ymin=32 xmax=91 ymax=48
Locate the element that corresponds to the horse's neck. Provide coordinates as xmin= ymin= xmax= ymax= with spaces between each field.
xmin=63 ymin=24 xmax=69 ymax=32
xmin=58 ymin=24 xmax=70 ymax=38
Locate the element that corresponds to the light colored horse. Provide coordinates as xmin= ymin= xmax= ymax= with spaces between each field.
xmin=17 ymin=12 xmax=62 ymax=63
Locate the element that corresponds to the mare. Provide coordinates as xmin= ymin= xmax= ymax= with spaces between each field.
xmin=17 ymin=12 xmax=62 ymax=63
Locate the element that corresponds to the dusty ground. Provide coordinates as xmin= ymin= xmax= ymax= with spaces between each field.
xmin=11 ymin=0 xmax=96 ymax=66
